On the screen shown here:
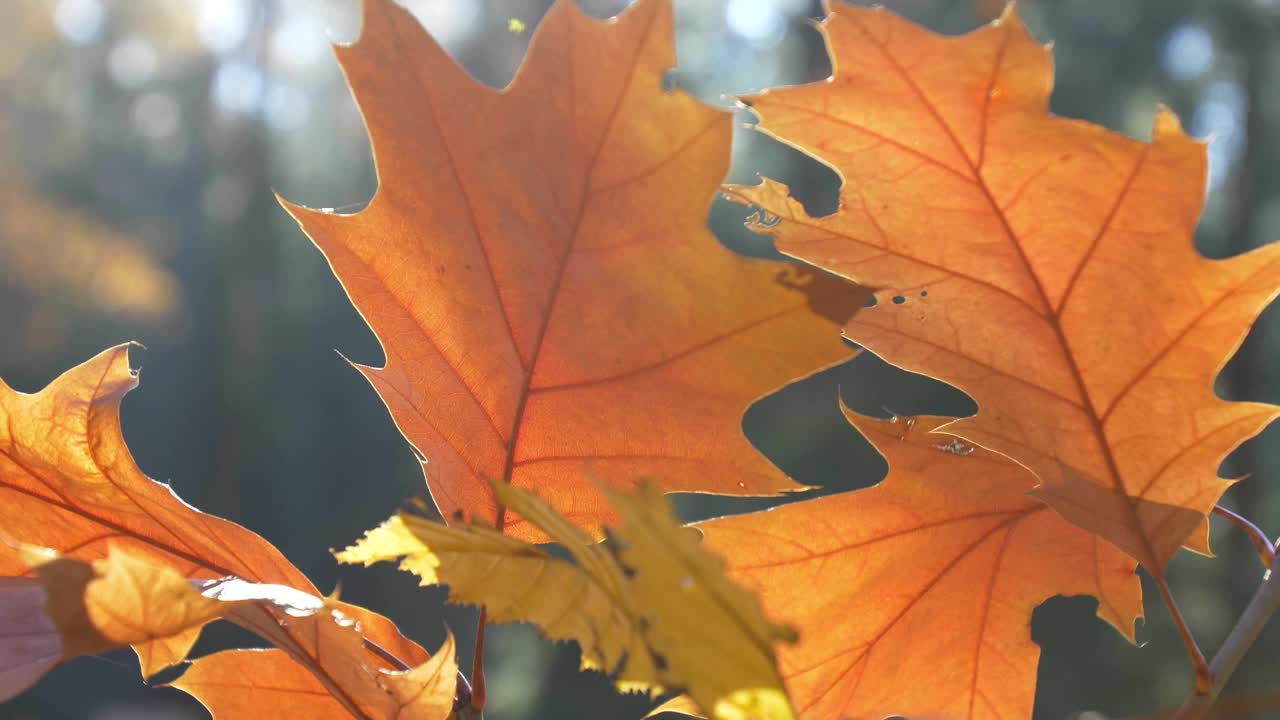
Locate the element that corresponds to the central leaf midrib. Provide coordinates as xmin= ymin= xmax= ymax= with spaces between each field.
xmin=493 ymin=4 xmax=662 ymax=532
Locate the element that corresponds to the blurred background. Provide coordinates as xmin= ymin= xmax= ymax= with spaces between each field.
xmin=0 ymin=0 xmax=1277 ymax=718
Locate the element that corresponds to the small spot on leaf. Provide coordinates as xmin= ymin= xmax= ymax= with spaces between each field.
xmin=937 ymin=438 xmax=975 ymax=456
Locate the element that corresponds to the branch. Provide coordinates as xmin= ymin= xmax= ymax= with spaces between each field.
xmin=1174 ymin=554 xmax=1280 ymax=719
xmin=1135 ymin=689 xmax=1280 ymax=719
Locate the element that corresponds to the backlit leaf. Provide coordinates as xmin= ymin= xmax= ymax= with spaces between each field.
xmin=339 ymin=481 xmax=795 ymax=719
xmin=697 ymin=410 xmax=1142 ymax=719
xmin=167 ymin=649 xmax=348 ymax=719
xmin=723 ymin=4 xmax=1280 ymax=572
xmin=0 ymin=346 xmax=436 ymax=715
xmin=173 ymin=627 xmax=457 ymax=720
xmin=0 ymin=546 xmax=454 ymax=720
xmin=284 ymin=0 xmax=865 ymax=540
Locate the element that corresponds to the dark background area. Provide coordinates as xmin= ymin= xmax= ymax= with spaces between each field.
xmin=0 ymin=0 xmax=1277 ymax=718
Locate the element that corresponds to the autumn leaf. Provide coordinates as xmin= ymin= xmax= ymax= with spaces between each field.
xmin=172 ymin=639 xmax=457 ymax=720
xmin=723 ymin=4 xmax=1280 ymax=573
xmin=0 ymin=545 xmax=455 ymax=720
xmin=0 ymin=345 xmax=308 ymax=589
xmin=283 ymin=0 xmax=866 ymax=541
xmin=648 ymin=694 xmax=706 ymax=719
xmin=0 ymin=345 xmax=436 ymax=714
xmin=174 ymin=614 xmax=457 ymax=720
xmin=691 ymin=409 xmax=1142 ymax=720
xmin=339 ymin=481 xmax=795 ymax=720
xmin=378 ymin=630 xmax=458 ymax=720
xmin=0 ymin=546 xmax=226 ymax=702
xmin=0 ymin=344 xmax=309 ymax=674
xmin=169 ymin=650 xmax=352 ymax=719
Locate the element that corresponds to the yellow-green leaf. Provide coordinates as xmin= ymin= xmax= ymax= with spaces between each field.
xmin=340 ymin=482 xmax=794 ymax=719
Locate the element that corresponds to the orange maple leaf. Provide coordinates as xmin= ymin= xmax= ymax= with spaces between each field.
xmin=0 ymin=346 xmax=314 ymax=586
xmin=724 ymin=4 xmax=1280 ymax=573
xmin=698 ymin=410 xmax=1142 ymax=720
xmin=0 ymin=345 xmax=435 ymax=714
xmin=283 ymin=0 xmax=866 ymax=540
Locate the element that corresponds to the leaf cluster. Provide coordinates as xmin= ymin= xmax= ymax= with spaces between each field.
xmin=0 ymin=1 xmax=1276 ymax=719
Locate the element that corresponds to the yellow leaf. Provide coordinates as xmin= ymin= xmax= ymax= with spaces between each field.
xmin=604 ymin=484 xmax=797 ymax=719
xmin=340 ymin=481 xmax=795 ymax=719
xmin=338 ymin=512 xmax=643 ymax=687
xmin=648 ymin=694 xmax=706 ymax=718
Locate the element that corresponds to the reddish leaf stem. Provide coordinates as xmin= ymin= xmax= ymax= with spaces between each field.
xmin=1156 ymin=576 xmax=1213 ymax=695
xmin=1212 ymin=505 xmax=1276 ymax=570
xmin=363 ymin=631 xmax=481 ymax=717
xmin=470 ymin=606 xmax=488 ymax=712
xmin=361 ymin=638 xmax=410 ymax=671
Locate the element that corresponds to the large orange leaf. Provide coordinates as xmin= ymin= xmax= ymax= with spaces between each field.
xmin=697 ymin=410 xmax=1142 ymax=720
xmin=0 ymin=346 xmax=431 ymax=710
xmin=724 ymin=5 xmax=1280 ymax=572
xmin=283 ymin=0 xmax=865 ymax=540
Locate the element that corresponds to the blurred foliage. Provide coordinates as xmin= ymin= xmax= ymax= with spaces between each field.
xmin=0 ymin=1 xmax=1277 ymax=718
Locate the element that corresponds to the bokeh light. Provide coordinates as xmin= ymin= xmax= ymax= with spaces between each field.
xmin=1163 ymin=23 xmax=1215 ymax=81
xmin=53 ymin=0 xmax=104 ymax=45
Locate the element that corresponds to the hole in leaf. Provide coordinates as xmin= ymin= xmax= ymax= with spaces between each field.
xmin=744 ymin=207 xmax=781 ymax=229
xmin=660 ymin=68 xmax=678 ymax=93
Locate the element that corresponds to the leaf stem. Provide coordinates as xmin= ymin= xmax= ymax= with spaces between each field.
xmin=470 ymin=606 xmax=488 ymax=712
xmin=361 ymin=638 xmax=411 ymax=671
xmin=364 ymin=631 xmax=477 ymax=719
xmin=1174 ymin=552 xmax=1280 ymax=719
xmin=454 ymin=668 xmax=478 ymax=718
xmin=1212 ymin=505 xmax=1276 ymax=570
xmin=1156 ymin=576 xmax=1213 ymax=694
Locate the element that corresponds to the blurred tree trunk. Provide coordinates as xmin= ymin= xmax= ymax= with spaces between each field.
xmin=206 ymin=0 xmax=278 ymax=523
